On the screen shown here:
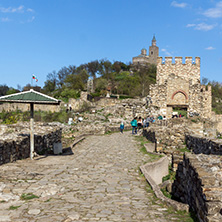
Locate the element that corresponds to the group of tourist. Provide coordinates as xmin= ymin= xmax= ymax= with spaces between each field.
xmin=129 ymin=115 xmax=158 ymax=135
xmin=120 ymin=112 xmax=183 ymax=134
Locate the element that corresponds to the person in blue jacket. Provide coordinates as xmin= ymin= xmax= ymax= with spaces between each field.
xmin=131 ymin=117 xmax=138 ymax=135
xmin=120 ymin=122 xmax=124 ymax=133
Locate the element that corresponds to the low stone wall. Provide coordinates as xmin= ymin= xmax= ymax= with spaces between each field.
xmin=172 ymin=152 xmax=222 ymax=222
xmin=104 ymin=124 xmax=131 ymax=133
xmin=141 ymin=156 xmax=169 ymax=185
xmin=186 ymin=135 xmax=222 ymax=155
xmin=143 ymin=123 xmax=186 ymax=153
xmin=0 ymin=124 xmax=62 ymax=165
xmin=143 ymin=118 xmax=217 ymax=154
xmin=143 ymin=128 xmax=156 ymax=143
xmin=140 ymin=158 xmax=189 ymax=212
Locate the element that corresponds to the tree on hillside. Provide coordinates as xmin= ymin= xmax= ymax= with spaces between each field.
xmin=57 ymin=67 xmax=70 ymax=89
xmin=43 ymin=71 xmax=58 ymax=94
xmin=132 ymin=64 xmax=156 ymax=96
xmin=64 ymin=69 xmax=89 ymax=91
xmin=6 ymin=88 xmax=19 ymax=95
xmin=100 ymin=59 xmax=112 ymax=78
xmin=0 ymin=84 xmax=9 ymax=96
xmin=86 ymin=60 xmax=100 ymax=80
xmin=112 ymin=61 xmax=130 ymax=73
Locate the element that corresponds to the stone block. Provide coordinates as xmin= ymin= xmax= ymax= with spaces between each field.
xmin=53 ymin=143 xmax=63 ymax=155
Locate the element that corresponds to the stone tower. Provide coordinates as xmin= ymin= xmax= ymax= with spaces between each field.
xmin=148 ymin=36 xmax=159 ymax=64
xmin=132 ymin=35 xmax=159 ymax=65
xmin=148 ymin=57 xmax=212 ymax=118
xmin=87 ymin=78 xmax=94 ymax=93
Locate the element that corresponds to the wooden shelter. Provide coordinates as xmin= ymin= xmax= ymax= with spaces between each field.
xmin=0 ymin=89 xmax=61 ymax=159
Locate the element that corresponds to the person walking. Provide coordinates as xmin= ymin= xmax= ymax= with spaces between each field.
xmin=146 ymin=115 xmax=150 ymax=127
xmin=137 ymin=117 xmax=143 ymax=131
xmin=131 ymin=117 xmax=138 ymax=135
xmin=120 ymin=122 xmax=124 ymax=133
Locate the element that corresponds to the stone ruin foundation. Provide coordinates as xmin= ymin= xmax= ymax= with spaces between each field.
xmin=0 ymin=123 xmax=62 ymax=165
xmin=172 ymin=153 xmax=222 ymax=222
xmin=143 ymin=119 xmax=222 ymax=221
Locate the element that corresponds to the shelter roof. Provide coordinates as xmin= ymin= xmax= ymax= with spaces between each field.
xmin=0 ymin=89 xmax=60 ymax=105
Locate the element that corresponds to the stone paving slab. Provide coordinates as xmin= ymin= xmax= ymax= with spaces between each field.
xmin=0 ymin=131 xmax=193 ymax=221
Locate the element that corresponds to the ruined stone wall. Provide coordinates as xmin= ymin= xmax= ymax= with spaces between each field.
xmin=212 ymin=114 xmax=222 ymax=133
xmin=167 ymin=74 xmax=189 ymax=106
xmin=186 ymin=135 xmax=222 ymax=155
xmin=149 ymin=84 xmax=167 ymax=112
xmin=172 ymin=152 xmax=222 ymax=222
xmin=143 ymin=119 xmax=216 ymax=152
xmin=94 ymin=98 xmax=119 ymax=107
xmin=143 ymin=120 xmax=187 ymax=153
xmin=0 ymin=124 xmax=62 ymax=165
xmin=156 ymin=57 xmax=200 ymax=85
xmin=201 ymin=85 xmax=212 ymax=118
xmin=188 ymin=83 xmax=201 ymax=114
xmin=0 ymin=103 xmax=61 ymax=113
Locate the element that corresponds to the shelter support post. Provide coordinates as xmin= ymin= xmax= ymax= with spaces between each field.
xmin=30 ymin=103 xmax=34 ymax=160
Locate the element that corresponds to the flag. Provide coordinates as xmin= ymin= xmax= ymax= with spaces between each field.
xmin=32 ymin=74 xmax=38 ymax=82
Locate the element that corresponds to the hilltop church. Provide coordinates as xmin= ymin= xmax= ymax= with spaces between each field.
xmin=132 ymin=36 xmax=159 ymax=65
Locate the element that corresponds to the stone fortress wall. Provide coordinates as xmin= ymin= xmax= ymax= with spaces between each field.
xmin=156 ymin=57 xmax=200 ymax=84
xmin=149 ymin=56 xmax=212 ymax=119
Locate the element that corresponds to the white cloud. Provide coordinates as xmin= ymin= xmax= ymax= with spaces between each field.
xmin=205 ymin=46 xmax=215 ymax=50
xmin=161 ymin=49 xmax=173 ymax=56
xmin=186 ymin=24 xmax=195 ymax=28
xmin=1 ymin=17 xmax=10 ymax=22
xmin=28 ymin=16 xmax=35 ymax=23
xmin=203 ymin=1 xmax=222 ymax=18
xmin=0 ymin=5 xmax=24 ymax=13
xmin=186 ymin=23 xmax=216 ymax=31
xmin=171 ymin=1 xmax=187 ymax=8
xmin=27 ymin=8 xmax=34 ymax=13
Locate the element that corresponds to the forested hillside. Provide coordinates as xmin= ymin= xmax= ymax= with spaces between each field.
xmin=202 ymin=78 xmax=222 ymax=114
xmin=1 ymin=60 xmax=222 ymax=114
xmin=0 ymin=59 xmax=156 ymax=102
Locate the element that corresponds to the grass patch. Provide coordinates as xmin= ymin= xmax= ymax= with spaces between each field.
xmin=178 ymin=146 xmax=191 ymax=153
xmin=134 ymin=135 xmax=162 ymax=162
xmin=105 ymin=130 xmax=112 ymax=135
xmin=9 ymin=205 xmax=21 ymax=210
xmin=140 ymin=146 xmax=148 ymax=154
xmin=149 ymin=152 xmax=163 ymax=161
xmin=161 ymin=187 xmax=172 ymax=199
xmin=162 ymin=165 xmax=176 ymax=183
xmin=20 ymin=193 xmax=39 ymax=200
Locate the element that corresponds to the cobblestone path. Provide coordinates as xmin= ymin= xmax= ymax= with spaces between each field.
xmin=0 ymin=131 xmax=192 ymax=222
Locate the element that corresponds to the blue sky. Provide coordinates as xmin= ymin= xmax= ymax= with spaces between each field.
xmin=1 ymin=0 xmax=222 ymax=89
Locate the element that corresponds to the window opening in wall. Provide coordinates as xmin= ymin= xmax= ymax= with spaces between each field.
xmin=172 ymin=107 xmax=187 ymax=118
